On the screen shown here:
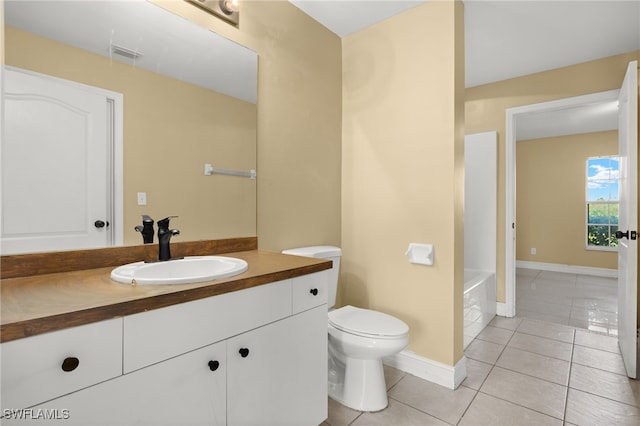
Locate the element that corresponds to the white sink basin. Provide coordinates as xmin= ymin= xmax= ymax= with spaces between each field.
xmin=111 ymin=256 xmax=248 ymax=285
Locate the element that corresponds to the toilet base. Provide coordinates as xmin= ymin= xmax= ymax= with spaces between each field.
xmin=328 ymin=357 xmax=389 ymax=412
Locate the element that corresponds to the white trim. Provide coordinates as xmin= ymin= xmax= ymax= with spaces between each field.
xmin=496 ymin=302 xmax=512 ymax=317
xmin=516 ymin=260 xmax=617 ymax=278
xmin=384 ymin=350 xmax=467 ymax=390
xmin=505 ymin=89 xmax=620 ymax=317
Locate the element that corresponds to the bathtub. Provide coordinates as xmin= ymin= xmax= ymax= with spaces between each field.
xmin=463 ymin=269 xmax=496 ymax=349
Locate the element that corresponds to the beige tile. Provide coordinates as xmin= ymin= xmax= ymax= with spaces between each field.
xmin=464 ymin=338 xmax=504 ymax=364
xmin=537 ymin=270 xmax=576 ymax=282
xmin=565 ymin=388 xmax=640 ymax=426
xmin=516 ymin=308 xmax=571 ymax=325
xmin=489 ymin=316 xmax=522 ymax=330
xmin=517 ymin=318 xmax=575 ymax=343
xmin=461 ymin=358 xmax=493 ymax=390
xmin=458 ymin=392 xmax=563 ymax=426
xmin=480 ymin=367 xmax=567 ymax=419
xmin=508 ymin=332 xmax=573 ymax=361
xmin=569 ymin=364 xmax=640 ymax=407
xmin=352 ymin=398 xmax=448 ymax=426
xmin=477 ymin=325 xmax=515 ymax=345
xmin=572 ymin=344 xmax=627 ymax=375
xmin=516 ymin=268 xmax=540 ymax=278
xmin=326 ymin=397 xmax=361 ymax=426
xmin=576 ymin=274 xmax=617 ymax=287
xmin=569 ymin=318 xmax=618 ymax=338
xmin=384 ymin=364 xmax=405 ymax=390
xmin=496 ymin=346 xmax=570 ymax=385
xmin=387 ymin=374 xmax=476 ymax=425
xmin=574 ymin=329 xmax=620 ymax=353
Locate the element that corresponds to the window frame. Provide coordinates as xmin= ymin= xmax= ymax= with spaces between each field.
xmin=585 ymin=155 xmax=619 ymax=252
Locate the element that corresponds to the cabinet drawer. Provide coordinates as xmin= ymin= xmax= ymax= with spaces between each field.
xmin=124 ymin=279 xmax=292 ymax=373
xmin=25 ymin=341 xmax=227 ymax=426
xmin=292 ymin=271 xmax=328 ymax=314
xmin=0 ymin=318 xmax=123 ymax=410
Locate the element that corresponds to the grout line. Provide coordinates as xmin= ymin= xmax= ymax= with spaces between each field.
xmin=562 ymin=327 xmax=576 ymax=422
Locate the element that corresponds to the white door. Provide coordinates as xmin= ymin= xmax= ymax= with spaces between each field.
xmin=617 ymin=60 xmax=638 ymax=379
xmin=1 ymin=67 xmax=113 ymax=254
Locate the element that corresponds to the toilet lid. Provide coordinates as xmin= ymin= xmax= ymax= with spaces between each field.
xmin=328 ymin=305 xmax=409 ymax=337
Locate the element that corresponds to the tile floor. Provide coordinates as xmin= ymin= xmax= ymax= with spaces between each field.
xmin=516 ymin=268 xmax=618 ymax=336
xmin=322 ymin=316 xmax=640 ymax=426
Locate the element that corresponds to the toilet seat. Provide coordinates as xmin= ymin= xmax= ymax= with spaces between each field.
xmin=329 ymin=305 xmax=408 ymax=338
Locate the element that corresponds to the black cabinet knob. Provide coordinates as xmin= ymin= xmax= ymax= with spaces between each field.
xmin=61 ymin=357 xmax=79 ymax=372
xmin=208 ymin=360 xmax=220 ymax=371
xmin=239 ymin=348 xmax=250 ymax=358
xmin=310 ymin=288 xmax=319 ymax=296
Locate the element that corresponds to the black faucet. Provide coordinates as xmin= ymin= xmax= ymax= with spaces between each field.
xmin=157 ymin=216 xmax=180 ymax=261
xmin=134 ymin=215 xmax=155 ymax=244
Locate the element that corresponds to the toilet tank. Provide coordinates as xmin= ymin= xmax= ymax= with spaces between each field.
xmin=282 ymin=246 xmax=341 ymax=309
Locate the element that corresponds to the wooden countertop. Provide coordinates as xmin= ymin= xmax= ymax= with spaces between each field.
xmin=1 ymin=243 xmax=331 ymax=343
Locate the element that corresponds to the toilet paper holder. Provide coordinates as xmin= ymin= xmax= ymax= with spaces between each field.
xmin=405 ymin=243 xmax=434 ymax=266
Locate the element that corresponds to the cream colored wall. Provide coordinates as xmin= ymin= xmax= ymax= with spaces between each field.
xmin=466 ymin=50 xmax=640 ymax=302
xmin=158 ymin=0 xmax=343 ymax=252
xmin=516 ymin=131 xmax=618 ymax=269
xmin=342 ymin=1 xmax=465 ymax=365
xmin=5 ymin=26 xmax=257 ymax=245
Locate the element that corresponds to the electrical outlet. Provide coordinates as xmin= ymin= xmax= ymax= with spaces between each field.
xmin=137 ymin=192 xmax=147 ymax=206
xmin=530 ymin=247 xmax=536 ymax=255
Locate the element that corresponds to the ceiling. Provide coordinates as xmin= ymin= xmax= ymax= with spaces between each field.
xmin=4 ymin=1 xmax=257 ymax=103
xmin=290 ymin=0 xmax=640 ymax=139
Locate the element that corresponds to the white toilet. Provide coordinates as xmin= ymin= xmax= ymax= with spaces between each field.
xmin=282 ymin=246 xmax=409 ymax=412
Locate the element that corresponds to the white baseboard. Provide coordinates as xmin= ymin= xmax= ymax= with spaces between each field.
xmin=516 ymin=260 xmax=617 ymax=278
xmin=384 ymin=350 xmax=467 ymax=390
xmin=496 ymin=302 xmax=513 ymax=317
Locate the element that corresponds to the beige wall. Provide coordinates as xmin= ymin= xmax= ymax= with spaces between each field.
xmin=516 ymin=131 xmax=618 ymax=269
xmin=342 ymin=1 xmax=465 ymax=365
xmin=466 ymin=50 xmax=640 ymax=301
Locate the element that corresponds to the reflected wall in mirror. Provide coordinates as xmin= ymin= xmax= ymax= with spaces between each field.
xmin=2 ymin=0 xmax=258 ymax=255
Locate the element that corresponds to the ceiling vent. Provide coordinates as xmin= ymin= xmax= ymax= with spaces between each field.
xmin=110 ymin=44 xmax=143 ymax=61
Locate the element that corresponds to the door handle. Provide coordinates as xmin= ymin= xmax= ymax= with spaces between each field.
xmin=616 ymin=230 xmax=637 ymax=240
xmin=94 ymin=220 xmax=110 ymax=228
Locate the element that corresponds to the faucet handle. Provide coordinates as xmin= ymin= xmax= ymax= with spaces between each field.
xmin=157 ymin=216 xmax=178 ymax=228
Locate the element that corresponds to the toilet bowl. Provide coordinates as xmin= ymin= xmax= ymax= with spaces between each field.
xmin=282 ymin=246 xmax=410 ymax=412
xmin=327 ymin=305 xmax=408 ymax=411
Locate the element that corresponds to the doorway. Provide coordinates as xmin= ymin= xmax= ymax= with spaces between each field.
xmin=504 ymin=89 xmax=621 ymax=318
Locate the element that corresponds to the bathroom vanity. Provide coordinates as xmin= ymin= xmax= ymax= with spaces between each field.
xmin=1 ymin=239 xmax=330 ymax=425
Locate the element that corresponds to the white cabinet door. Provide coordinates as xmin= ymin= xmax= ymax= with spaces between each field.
xmin=14 ymin=342 xmax=227 ymax=426
xmin=227 ymin=305 xmax=327 ymax=426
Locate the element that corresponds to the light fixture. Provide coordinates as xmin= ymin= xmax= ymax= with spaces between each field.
xmin=186 ymin=0 xmax=239 ymax=26
xmin=220 ymin=0 xmax=239 ymax=14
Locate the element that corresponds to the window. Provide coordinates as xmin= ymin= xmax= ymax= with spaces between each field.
xmin=586 ymin=156 xmax=619 ymax=250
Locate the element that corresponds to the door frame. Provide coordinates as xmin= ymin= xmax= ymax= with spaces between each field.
xmin=3 ymin=65 xmax=124 ymax=247
xmin=503 ymin=89 xmax=620 ymax=317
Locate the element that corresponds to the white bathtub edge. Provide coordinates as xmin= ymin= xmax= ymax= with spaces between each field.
xmin=384 ymin=351 xmax=467 ymax=390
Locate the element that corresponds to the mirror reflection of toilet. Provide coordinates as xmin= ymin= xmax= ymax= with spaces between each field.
xmin=282 ymin=246 xmax=409 ymax=412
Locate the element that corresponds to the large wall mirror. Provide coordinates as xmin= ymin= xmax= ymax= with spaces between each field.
xmin=2 ymin=0 xmax=257 ymax=255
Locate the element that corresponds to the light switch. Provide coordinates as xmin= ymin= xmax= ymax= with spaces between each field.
xmin=137 ymin=192 xmax=147 ymax=206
